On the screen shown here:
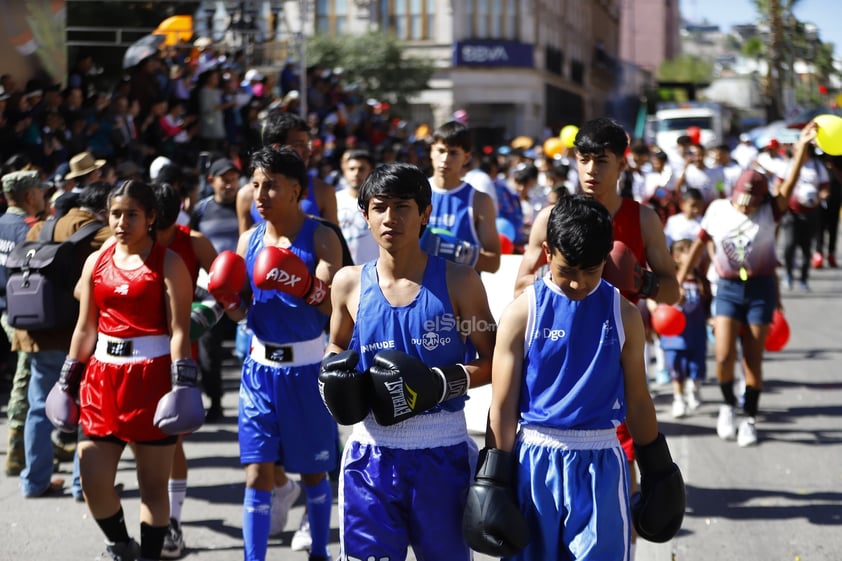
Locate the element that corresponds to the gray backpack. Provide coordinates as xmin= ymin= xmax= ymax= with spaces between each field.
xmin=5 ymin=219 xmax=102 ymax=331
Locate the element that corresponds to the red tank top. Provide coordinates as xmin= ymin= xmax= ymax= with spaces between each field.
xmin=169 ymin=224 xmax=199 ymax=288
xmin=93 ymin=242 xmax=168 ymax=338
xmin=612 ymin=198 xmax=646 ymax=264
xmin=611 ymin=197 xmax=646 ymax=303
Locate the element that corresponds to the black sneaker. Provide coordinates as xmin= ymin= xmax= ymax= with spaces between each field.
xmin=160 ymin=518 xmax=185 ymax=559
xmin=96 ymin=539 xmax=140 ymax=561
xmin=205 ymin=404 xmax=224 ymax=422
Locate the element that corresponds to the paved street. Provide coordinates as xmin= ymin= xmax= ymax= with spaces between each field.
xmin=2 ymin=259 xmax=842 ymax=561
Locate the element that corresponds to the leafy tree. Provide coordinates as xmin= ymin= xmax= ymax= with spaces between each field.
xmin=656 ymin=54 xmax=714 ymax=101
xmin=657 ymin=54 xmax=714 ymax=84
xmin=306 ymin=32 xmax=434 ymax=109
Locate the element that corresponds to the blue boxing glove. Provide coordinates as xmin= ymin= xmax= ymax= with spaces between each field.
xmin=154 ymin=358 xmax=206 ymax=435
xmin=420 ymin=227 xmax=479 ymax=267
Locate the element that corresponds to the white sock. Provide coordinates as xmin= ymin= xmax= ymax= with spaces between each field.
xmin=168 ymin=478 xmax=187 ymax=523
xmin=629 ymin=542 xmax=636 ymax=560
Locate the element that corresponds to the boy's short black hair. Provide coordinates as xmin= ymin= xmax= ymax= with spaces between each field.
xmin=574 ymin=117 xmax=629 ymax=158
xmin=78 ymin=181 xmax=112 ymax=213
xmin=357 ymin=162 xmax=431 ymax=224
xmin=513 ymin=163 xmax=539 ymax=185
xmin=261 ymin=109 xmax=309 ymax=147
xmin=431 ymin=120 xmax=472 ymax=153
xmin=682 ymin=187 xmax=703 ymax=202
xmin=670 ymin=238 xmax=693 ymax=255
xmin=249 ymin=146 xmax=309 ymax=202
xmin=630 ymin=138 xmax=651 ymax=155
xmin=546 ymin=194 xmax=613 ymax=269
xmin=342 ymin=149 xmax=374 ymax=167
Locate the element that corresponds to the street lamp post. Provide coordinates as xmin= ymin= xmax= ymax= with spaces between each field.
xmin=297 ymin=0 xmax=310 ymax=118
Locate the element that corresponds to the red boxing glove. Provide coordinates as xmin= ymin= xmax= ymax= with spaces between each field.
xmin=253 ymin=246 xmax=327 ymax=306
xmin=603 ymin=241 xmax=643 ymax=292
xmin=603 ymin=240 xmax=660 ymax=299
xmin=207 ymin=250 xmax=247 ymax=311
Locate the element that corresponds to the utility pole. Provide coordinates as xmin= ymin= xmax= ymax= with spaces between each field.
xmin=298 ymin=0 xmax=310 ymax=119
xmin=766 ymin=0 xmax=784 ymax=122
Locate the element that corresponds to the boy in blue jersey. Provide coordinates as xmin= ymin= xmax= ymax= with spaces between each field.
xmin=471 ymin=195 xmax=685 ymax=560
xmin=210 ymin=147 xmax=343 ymax=561
xmin=423 ymin=120 xmax=501 ymax=273
xmin=320 ymin=163 xmax=497 ymax=561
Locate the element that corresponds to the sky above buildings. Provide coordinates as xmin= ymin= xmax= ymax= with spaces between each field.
xmin=679 ymin=0 xmax=842 ymax=50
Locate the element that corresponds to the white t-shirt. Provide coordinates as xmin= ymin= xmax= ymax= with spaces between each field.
xmin=336 ymin=189 xmax=379 ymax=265
xmin=700 ymin=199 xmax=780 ymax=279
xmin=463 ymin=169 xmax=497 ymax=208
xmin=683 ymin=164 xmax=726 ymax=205
xmin=643 ymin=167 xmax=676 ymax=201
xmin=731 ymin=143 xmax=759 ymax=169
xmin=711 ymin=161 xmax=743 ymax=198
xmin=664 ymin=213 xmax=702 ymax=249
xmin=777 ymin=158 xmax=829 ymax=209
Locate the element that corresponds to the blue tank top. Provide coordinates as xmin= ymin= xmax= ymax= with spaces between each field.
xmin=250 ymin=176 xmax=321 ymax=224
xmin=521 ymin=278 xmax=626 ymax=430
xmin=350 ymin=256 xmax=468 ymax=412
xmin=427 ymin=181 xmax=480 ymax=246
xmin=245 ymin=218 xmax=327 ymax=343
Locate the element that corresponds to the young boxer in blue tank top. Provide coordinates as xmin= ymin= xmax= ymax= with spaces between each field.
xmin=422 ymin=120 xmax=501 ymax=274
xmin=481 ymin=195 xmax=685 ymax=560
xmin=320 ymin=163 xmax=496 ymax=561
xmin=223 ymin=147 xmax=343 ymax=561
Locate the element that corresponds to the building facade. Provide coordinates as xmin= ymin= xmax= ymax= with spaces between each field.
xmin=62 ymin=0 xmax=652 ymax=141
xmin=619 ymin=0 xmax=681 ymax=75
xmin=305 ymin=0 xmax=632 ymax=141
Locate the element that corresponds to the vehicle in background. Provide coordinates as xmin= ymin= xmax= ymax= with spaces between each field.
xmin=654 ymin=101 xmax=729 ymax=149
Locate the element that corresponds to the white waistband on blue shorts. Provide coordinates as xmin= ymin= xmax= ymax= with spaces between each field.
xmin=351 ymin=409 xmax=469 ymax=450
xmin=518 ymin=426 xmax=621 ymax=450
xmin=249 ymin=335 xmax=325 ymax=368
xmin=94 ymin=334 xmax=170 ymax=364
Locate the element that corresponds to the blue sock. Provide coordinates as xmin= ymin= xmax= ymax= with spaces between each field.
xmin=243 ymin=487 xmax=272 ymax=561
xmin=305 ymin=477 xmax=333 ymax=558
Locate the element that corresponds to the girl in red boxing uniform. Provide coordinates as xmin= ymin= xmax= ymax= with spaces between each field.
xmin=63 ymin=180 xmax=197 ymax=561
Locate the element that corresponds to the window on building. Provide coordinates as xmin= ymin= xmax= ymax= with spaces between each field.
xmin=465 ymin=0 xmax=518 ymax=40
xmin=315 ymin=0 xmax=349 ymax=35
xmin=378 ymin=0 xmax=436 ymax=40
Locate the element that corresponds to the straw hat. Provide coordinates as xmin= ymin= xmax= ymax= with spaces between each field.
xmin=193 ymin=37 xmax=213 ymax=49
xmin=64 ymin=151 xmax=106 ymax=180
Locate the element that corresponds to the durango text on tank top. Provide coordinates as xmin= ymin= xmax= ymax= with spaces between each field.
xmin=350 ymin=255 xmax=468 ymax=413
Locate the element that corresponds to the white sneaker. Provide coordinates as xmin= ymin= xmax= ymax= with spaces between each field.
xmin=269 ymin=480 xmax=301 ymax=536
xmin=685 ymin=381 xmax=702 ymax=411
xmin=655 ymin=368 xmax=671 ymax=385
xmin=717 ymin=405 xmax=737 ymax=440
xmin=290 ymin=513 xmax=312 ymax=552
xmin=671 ymin=397 xmax=688 ymax=418
xmin=737 ymin=419 xmax=758 ymax=447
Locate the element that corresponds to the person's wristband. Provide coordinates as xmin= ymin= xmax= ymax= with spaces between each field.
xmin=639 ymin=270 xmax=661 ymax=299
